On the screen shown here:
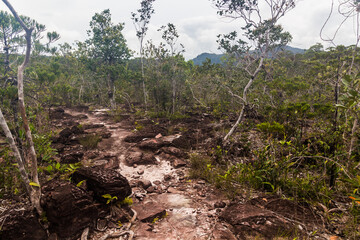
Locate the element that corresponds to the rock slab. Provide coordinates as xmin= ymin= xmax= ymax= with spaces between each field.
xmin=41 ymin=179 xmax=99 ymax=239
xmin=72 ymin=166 xmax=131 ymax=203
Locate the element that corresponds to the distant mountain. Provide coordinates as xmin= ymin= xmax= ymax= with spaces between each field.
xmin=191 ymin=46 xmax=305 ymax=66
xmin=191 ymin=53 xmax=225 ymax=65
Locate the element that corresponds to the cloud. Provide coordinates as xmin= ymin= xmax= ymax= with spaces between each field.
xmin=4 ymin=0 xmax=360 ymax=60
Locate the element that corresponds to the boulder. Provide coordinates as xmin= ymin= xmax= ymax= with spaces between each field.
xmin=41 ymin=179 xmax=99 ymax=239
xmin=124 ymin=133 xmax=157 ymax=143
xmin=71 ymin=166 xmax=131 ymax=203
xmin=138 ymin=139 xmax=169 ymax=151
xmin=126 ymin=151 xmax=157 ymax=166
xmin=0 ymin=206 xmax=47 ymax=240
xmin=172 ymin=158 xmax=187 ymax=168
xmin=220 ymin=203 xmax=296 ymax=239
xmin=60 ymin=151 xmax=84 ymax=164
xmin=159 ymin=147 xmax=189 ymax=159
xmin=132 ymin=202 xmax=166 ymax=223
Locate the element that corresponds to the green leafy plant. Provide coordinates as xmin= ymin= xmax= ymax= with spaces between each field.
xmin=118 ymin=196 xmax=133 ymax=206
xmin=102 ymin=194 xmax=118 ymax=204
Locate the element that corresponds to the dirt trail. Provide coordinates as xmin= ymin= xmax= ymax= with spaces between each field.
xmin=66 ymin=108 xmax=236 ymax=240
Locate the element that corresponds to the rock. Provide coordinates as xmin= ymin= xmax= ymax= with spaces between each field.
xmin=126 ymin=151 xmax=157 ymax=166
xmin=41 ymin=179 xmax=99 ymax=239
xmin=71 ymin=125 xmax=84 ymax=135
xmin=172 ymin=135 xmax=191 ymax=149
xmin=153 ymin=180 xmax=161 ymax=185
xmin=142 ymin=153 xmax=157 ymax=165
xmin=220 ymin=203 xmax=296 ymax=239
xmin=133 ymin=202 xmax=167 ymax=222
xmin=71 ymin=166 xmax=131 ymax=203
xmin=173 ymin=158 xmax=187 ymax=168
xmin=137 ymin=169 xmax=145 ymax=175
xmin=129 ymin=180 xmax=138 ymax=188
xmin=147 ymin=186 xmax=155 ymax=193
xmin=0 ymin=206 xmax=47 ymax=240
xmin=159 ymin=147 xmax=189 ymax=159
xmin=125 ymin=151 xmax=143 ymax=166
xmin=138 ymin=139 xmax=169 ymax=151
xmin=101 ymin=132 xmax=112 ymax=139
xmin=163 ymin=174 xmax=172 ymax=181
xmin=214 ymin=201 xmax=227 ymax=209
xmin=139 ymin=179 xmax=152 ymax=189
xmin=76 ymin=114 xmax=88 ymax=119
xmin=60 ymin=151 xmax=84 ymax=164
xmin=198 ymin=180 xmax=206 ymax=185
xmin=51 ymin=143 xmax=66 ymax=153
xmin=57 ymin=127 xmax=73 ymax=143
xmin=124 ymin=133 xmax=157 ymax=143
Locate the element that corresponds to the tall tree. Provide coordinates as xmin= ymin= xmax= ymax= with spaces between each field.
xmin=85 ymin=9 xmax=131 ymax=108
xmin=158 ymin=23 xmax=185 ymax=113
xmin=212 ymin=0 xmax=295 ymax=141
xmin=131 ymin=0 xmax=156 ymax=109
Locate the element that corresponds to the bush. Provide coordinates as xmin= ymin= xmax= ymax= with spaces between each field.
xmin=79 ymin=134 xmax=101 ymax=150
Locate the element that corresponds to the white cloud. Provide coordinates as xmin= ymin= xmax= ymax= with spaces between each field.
xmin=2 ymin=0 xmax=359 ymax=59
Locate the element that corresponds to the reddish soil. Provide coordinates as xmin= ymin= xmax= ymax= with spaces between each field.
xmin=0 ymin=106 xmax=333 ymax=240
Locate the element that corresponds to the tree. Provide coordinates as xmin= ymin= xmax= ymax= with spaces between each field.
xmin=131 ymin=0 xmax=156 ymax=108
xmin=158 ymin=23 xmax=185 ymax=113
xmin=84 ymin=9 xmax=131 ymax=108
xmin=0 ymin=0 xmax=42 ymax=215
xmin=211 ymin=0 xmax=295 ymax=141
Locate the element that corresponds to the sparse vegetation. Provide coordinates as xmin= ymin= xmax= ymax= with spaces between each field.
xmin=1 ymin=0 xmax=360 ymax=239
xmin=79 ymin=134 xmax=102 ymax=150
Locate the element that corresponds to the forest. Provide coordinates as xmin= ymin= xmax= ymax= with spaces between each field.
xmin=0 ymin=0 xmax=360 ymax=239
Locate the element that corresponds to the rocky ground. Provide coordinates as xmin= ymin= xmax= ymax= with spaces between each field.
xmin=0 ymin=106 xmax=339 ymax=240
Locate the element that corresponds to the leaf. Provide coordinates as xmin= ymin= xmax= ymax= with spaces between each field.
xmin=55 ymin=162 xmax=60 ymax=170
xmin=29 ymin=182 xmax=40 ymax=187
xmin=76 ymin=180 xmax=85 ymax=187
xmin=46 ymin=165 xmax=53 ymax=172
xmin=102 ymin=194 xmax=112 ymax=199
xmin=335 ymin=104 xmax=347 ymax=109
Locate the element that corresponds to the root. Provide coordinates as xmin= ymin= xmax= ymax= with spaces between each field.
xmin=98 ymin=208 xmax=137 ymax=240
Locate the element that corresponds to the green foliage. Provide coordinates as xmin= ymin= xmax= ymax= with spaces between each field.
xmin=257 ymin=121 xmax=285 ymax=138
xmin=33 ymin=132 xmax=57 ymax=162
xmin=0 ymin=147 xmax=22 ymax=198
xmin=118 ymin=197 xmax=133 ymax=206
xmin=134 ymin=121 xmax=144 ymax=131
xmin=188 ymin=153 xmax=217 ymax=181
xmin=86 ymin=9 xmax=131 ymax=65
xmin=102 ymin=193 xmax=118 ymax=204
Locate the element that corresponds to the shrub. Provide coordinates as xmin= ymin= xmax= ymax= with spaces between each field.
xmin=79 ymin=134 xmax=101 ymax=150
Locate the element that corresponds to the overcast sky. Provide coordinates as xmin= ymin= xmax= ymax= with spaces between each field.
xmin=1 ymin=0 xmax=358 ymax=59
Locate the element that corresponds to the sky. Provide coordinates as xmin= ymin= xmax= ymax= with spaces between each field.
xmin=1 ymin=0 xmax=358 ymax=60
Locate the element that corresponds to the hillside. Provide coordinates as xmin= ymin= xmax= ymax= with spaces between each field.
xmin=191 ymin=46 xmax=306 ymax=65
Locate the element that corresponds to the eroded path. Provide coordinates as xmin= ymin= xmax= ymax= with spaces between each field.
xmin=65 ymin=108 xmax=236 ymax=240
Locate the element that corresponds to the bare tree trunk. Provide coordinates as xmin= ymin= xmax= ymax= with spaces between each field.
xmin=0 ymin=109 xmax=32 ymax=195
xmin=172 ymin=77 xmax=176 ymax=114
xmin=140 ymin=46 xmax=147 ymax=110
xmin=2 ymin=0 xmax=42 ymax=216
xmin=223 ymin=58 xmax=264 ymax=141
xmin=349 ymin=117 xmax=358 ymax=161
xmin=224 ymin=104 xmax=246 ymax=141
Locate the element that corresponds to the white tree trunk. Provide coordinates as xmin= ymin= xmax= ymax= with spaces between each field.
xmin=2 ymin=0 xmax=42 ymax=215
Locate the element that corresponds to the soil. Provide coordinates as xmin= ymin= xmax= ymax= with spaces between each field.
xmin=0 ymin=106 xmax=336 ymax=240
